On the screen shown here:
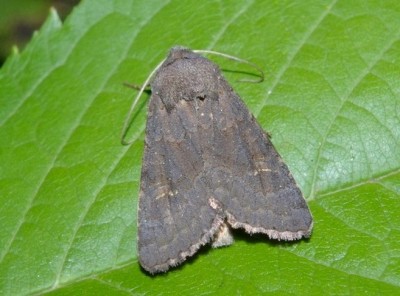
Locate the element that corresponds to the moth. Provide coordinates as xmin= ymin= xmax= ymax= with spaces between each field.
xmin=124 ymin=47 xmax=313 ymax=274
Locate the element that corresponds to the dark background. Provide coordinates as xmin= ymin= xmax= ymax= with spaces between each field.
xmin=0 ymin=0 xmax=80 ymax=66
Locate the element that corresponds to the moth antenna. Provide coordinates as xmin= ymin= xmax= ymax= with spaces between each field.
xmin=121 ymin=58 xmax=166 ymax=145
xmin=194 ymin=49 xmax=264 ymax=83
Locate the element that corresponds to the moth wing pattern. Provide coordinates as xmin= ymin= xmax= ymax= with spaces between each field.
xmin=137 ymin=47 xmax=313 ymax=274
xmin=138 ymin=82 xmax=227 ymax=273
xmin=203 ymin=83 xmax=313 ymax=240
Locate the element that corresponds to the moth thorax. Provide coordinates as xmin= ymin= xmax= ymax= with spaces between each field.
xmin=154 ymin=58 xmax=220 ymax=109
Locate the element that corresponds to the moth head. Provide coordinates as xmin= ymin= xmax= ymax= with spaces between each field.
xmin=152 ymin=48 xmax=221 ymax=111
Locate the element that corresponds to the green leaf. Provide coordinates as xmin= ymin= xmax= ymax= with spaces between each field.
xmin=1 ymin=0 xmax=399 ymax=295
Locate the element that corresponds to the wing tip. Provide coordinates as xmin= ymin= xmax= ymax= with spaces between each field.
xmin=139 ymin=215 xmax=226 ymax=274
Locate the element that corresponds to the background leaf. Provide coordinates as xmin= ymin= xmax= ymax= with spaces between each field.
xmin=1 ymin=0 xmax=399 ymax=295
